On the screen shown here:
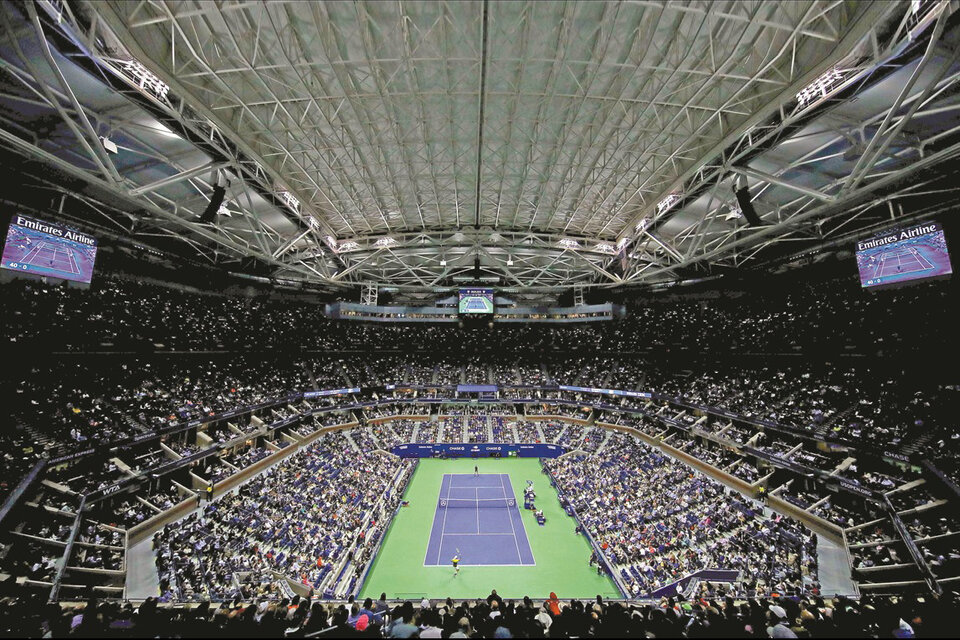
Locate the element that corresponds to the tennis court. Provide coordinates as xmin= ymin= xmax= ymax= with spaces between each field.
xmin=19 ymin=241 xmax=81 ymax=275
xmin=358 ymin=458 xmax=619 ymax=599
xmin=462 ymin=297 xmax=493 ymax=312
xmin=873 ymin=247 xmax=934 ymax=278
xmin=423 ymin=473 xmax=535 ymax=566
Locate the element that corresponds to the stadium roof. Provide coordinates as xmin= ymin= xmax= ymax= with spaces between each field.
xmin=2 ymin=1 xmax=960 ymax=295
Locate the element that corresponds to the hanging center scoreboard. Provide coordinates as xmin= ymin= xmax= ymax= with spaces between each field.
xmin=458 ymin=288 xmax=494 ymax=314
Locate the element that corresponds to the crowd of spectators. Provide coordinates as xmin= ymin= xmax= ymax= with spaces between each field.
xmin=3 ymin=270 xmax=953 ymax=356
xmin=1 ymin=590 xmax=957 ymax=637
xmin=545 ymin=433 xmax=819 ymax=598
xmin=154 ymin=433 xmax=413 ymax=602
xmin=1 ymin=261 xmax=957 ymax=633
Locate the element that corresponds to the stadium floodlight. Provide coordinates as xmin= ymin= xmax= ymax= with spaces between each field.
xmin=375 ymin=237 xmax=397 ymax=247
xmin=656 ymin=194 xmax=680 ymax=216
xmin=277 ymin=190 xmax=300 ymax=212
xmin=121 ymin=59 xmax=170 ymax=101
xmin=593 ymin=242 xmax=616 ymax=254
xmin=558 ymin=238 xmax=581 ymax=249
xmin=796 ymin=68 xmax=845 ymax=109
xmin=506 ymin=257 xmax=514 ymax=266
xmin=217 ymin=203 xmax=232 ymax=217
xmin=337 ymin=241 xmax=360 ymax=253
xmin=635 ymin=217 xmax=652 ymax=233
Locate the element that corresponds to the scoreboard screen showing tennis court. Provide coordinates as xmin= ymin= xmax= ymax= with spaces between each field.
xmin=1 ymin=215 xmax=99 ymax=283
xmin=856 ymin=221 xmax=951 ymax=289
xmin=458 ymin=288 xmax=494 ymax=314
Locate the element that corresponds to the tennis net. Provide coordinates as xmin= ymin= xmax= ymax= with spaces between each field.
xmin=438 ymin=497 xmax=515 ymax=509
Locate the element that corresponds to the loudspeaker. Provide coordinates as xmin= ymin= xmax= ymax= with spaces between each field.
xmin=734 ymin=186 xmax=765 ymax=227
xmin=199 ymin=185 xmax=227 ymax=224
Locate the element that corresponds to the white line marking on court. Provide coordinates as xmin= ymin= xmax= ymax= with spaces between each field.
xmin=436 ymin=533 xmax=519 ymax=536
xmin=500 ymin=474 xmax=525 ymax=565
xmin=874 ymin=253 xmax=886 ymax=279
xmin=22 ymin=242 xmax=44 ymax=265
xmin=68 ymin=249 xmax=79 ymax=274
xmin=436 ymin=477 xmax=451 ymax=565
xmin=423 ymin=563 xmax=529 ymax=567
xmin=423 ymin=475 xmax=452 ymax=566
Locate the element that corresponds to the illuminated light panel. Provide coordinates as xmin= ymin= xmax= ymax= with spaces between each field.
xmin=277 ymin=190 xmax=300 ymax=211
xmin=796 ymin=68 xmax=844 ymax=109
xmin=374 ymin=237 xmax=397 ymax=247
xmin=593 ymin=242 xmax=616 ymax=254
xmin=656 ymin=194 xmax=680 ymax=215
xmin=121 ymin=60 xmax=170 ymax=101
xmin=558 ymin=238 xmax=581 ymax=249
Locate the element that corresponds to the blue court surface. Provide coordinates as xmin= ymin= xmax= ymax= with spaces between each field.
xmin=463 ymin=298 xmax=492 ymax=311
xmin=423 ymin=473 xmax=535 ymax=567
xmin=873 ymin=248 xmax=934 ymax=278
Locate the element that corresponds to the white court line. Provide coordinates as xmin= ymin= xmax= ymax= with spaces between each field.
xmin=422 ymin=475 xmax=452 ymax=566
xmin=499 ymin=474 xmax=525 ymax=566
xmin=423 ymin=563 xmax=529 ymax=567
xmin=475 ymin=487 xmax=480 ymax=535
xmin=21 ymin=241 xmax=46 ymax=265
xmin=873 ymin=253 xmax=886 ymax=279
xmin=435 ymin=533 xmax=519 ymax=536
xmin=436 ymin=477 xmax=451 ymax=565
xmin=67 ymin=248 xmax=80 ymax=274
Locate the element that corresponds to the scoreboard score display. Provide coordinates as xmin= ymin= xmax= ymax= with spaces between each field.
xmin=458 ymin=288 xmax=494 ymax=314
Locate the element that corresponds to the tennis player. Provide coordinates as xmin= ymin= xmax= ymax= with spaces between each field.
xmin=452 ymin=553 xmax=461 ymax=577
xmin=474 ymin=465 xmax=479 ymax=477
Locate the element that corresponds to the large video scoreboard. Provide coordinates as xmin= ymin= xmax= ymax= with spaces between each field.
xmin=856 ymin=221 xmax=951 ymax=288
xmin=2 ymin=215 xmax=99 ymax=283
xmin=458 ymin=288 xmax=494 ymax=314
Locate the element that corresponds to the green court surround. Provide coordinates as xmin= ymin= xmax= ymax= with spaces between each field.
xmin=359 ymin=457 xmax=620 ymax=600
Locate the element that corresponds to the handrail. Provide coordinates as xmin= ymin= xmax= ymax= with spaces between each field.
xmin=885 ymin=494 xmax=941 ymax=595
xmin=0 ymin=459 xmax=46 ymax=529
xmin=50 ymin=495 xmax=87 ymax=601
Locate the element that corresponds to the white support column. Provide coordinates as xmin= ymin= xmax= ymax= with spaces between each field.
xmin=573 ymin=285 xmax=585 ymax=307
xmin=360 ymin=283 xmax=378 ymax=306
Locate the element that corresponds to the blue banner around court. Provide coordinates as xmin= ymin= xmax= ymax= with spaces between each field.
xmin=391 ymin=443 xmax=565 ymax=458
xmin=457 ymin=384 xmax=498 ymax=393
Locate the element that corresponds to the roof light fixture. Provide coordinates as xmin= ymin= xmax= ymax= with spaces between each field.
xmin=656 ymin=194 xmax=680 ymax=216
xmin=796 ymin=68 xmax=844 ymax=109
